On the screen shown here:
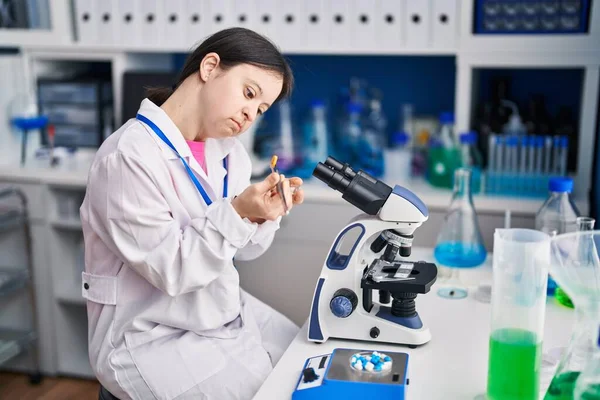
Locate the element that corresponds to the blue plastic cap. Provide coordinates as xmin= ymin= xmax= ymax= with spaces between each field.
xmin=459 ymin=132 xmax=476 ymax=144
xmin=439 ymin=111 xmax=455 ymax=124
xmin=553 ymin=135 xmax=560 ymax=145
xmin=549 ymin=177 xmax=573 ymax=193
xmin=346 ymin=102 xmax=362 ymax=114
xmin=391 ymin=131 xmax=409 ymax=146
xmin=311 ymin=99 xmax=326 ymax=108
xmin=534 ymin=136 xmax=545 ymax=147
xmin=560 ymin=136 xmax=569 ymax=148
xmin=506 ymin=136 xmax=519 ymax=146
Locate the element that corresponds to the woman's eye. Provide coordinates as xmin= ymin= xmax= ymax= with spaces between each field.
xmin=245 ymin=88 xmax=255 ymax=99
xmin=257 ymin=109 xmax=264 ymax=115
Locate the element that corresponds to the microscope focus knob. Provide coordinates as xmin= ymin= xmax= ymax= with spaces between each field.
xmin=330 ymin=288 xmax=358 ymax=318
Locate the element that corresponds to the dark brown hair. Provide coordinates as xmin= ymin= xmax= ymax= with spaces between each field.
xmin=146 ymin=27 xmax=294 ymax=106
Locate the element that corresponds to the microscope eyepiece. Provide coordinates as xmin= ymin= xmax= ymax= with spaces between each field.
xmin=312 ymin=156 xmax=393 ymax=216
xmin=313 ymin=162 xmax=352 ymax=192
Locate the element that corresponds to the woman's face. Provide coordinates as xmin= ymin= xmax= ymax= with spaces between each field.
xmin=198 ymin=62 xmax=283 ymax=139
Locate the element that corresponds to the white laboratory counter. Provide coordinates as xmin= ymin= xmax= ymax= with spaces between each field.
xmin=253 ymin=247 xmax=575 ymax=400
xmin=0 ymin=153 xmax=586 ymax=215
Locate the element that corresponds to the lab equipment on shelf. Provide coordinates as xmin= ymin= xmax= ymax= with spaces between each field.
xmin=308 ymin=156 xmax=437 ymax=347
xmin=427 ymin=112 xmax=461 ymax=189
xmin=485 ymin=134 xmax=571 ymax=198
xmin=0 ymin=187 xmax=42 ymax=384
xmin=383 ymin=131 xmax=411 ymax=183
xmin=535 ymin=177 xmax=580 ymax=296
xmin=292 ymin=348 xmax=408 ymax=400
xmin=544 ymin=231 xmax=600 ymax=399
xmin=486 ymin=229 xmax=551 ymax=400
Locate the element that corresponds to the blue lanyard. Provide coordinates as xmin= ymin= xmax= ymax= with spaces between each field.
xmin=136 ymin=114 xmax=228 ymax=206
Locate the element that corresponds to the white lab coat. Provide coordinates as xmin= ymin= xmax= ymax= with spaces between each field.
xmin=80 ymin=99 xmax=299 ymax=400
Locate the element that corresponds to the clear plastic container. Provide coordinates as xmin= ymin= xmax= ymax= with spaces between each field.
xmin=383 ymin=131 xmax=411 ymax=183
xmin=535 ymin=177 xmax=580 ymax=295
xmin=487 ymin=229 xmax=551 ymax=400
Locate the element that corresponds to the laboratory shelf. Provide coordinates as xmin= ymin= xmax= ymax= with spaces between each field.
xmin=0 ymin=268 xmax=29 ymax=298
xmin=0 ymin=328 xmax=36 ymax=366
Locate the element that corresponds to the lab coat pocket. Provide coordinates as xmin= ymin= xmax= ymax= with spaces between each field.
xmin=125 ymin=329 xmax=227 ymax=400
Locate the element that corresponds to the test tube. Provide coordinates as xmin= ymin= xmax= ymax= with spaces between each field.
xmin=488 ymin=134 xmax=497 ymax=194
xmin=535 ymin=137 xmax=543 ymax=174
xmin=553 ymin=135 xmax=561 ymax=174
xmin=496 ymin=136 xmax=504 ymax=193
xmin=519 ymin=136 xmax=528 ymax=174
xmin=544 ymin=136 xmax=552 ymax=175
xmin=509 ymin=137 xmax=518 ymax=173
xmin=528 ymin=136 xmax=536 ymax=174
xmin=559 ymin=136 xmax=569 ymax=176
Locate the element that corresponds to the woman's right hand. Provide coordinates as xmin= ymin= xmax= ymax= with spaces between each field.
xmin=231 ymin=172 xmax=303 ymax=222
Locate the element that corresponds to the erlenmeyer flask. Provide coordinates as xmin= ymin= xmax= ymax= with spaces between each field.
xmin=434 ymin=168 xmax=487 ymax=299
xmin=434 ymin=168 xmax=487 ymax=267
xmin=544 ymin=231 xmax=600 ymax=400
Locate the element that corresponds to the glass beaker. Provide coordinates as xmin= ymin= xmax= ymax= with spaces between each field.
xmin=487 ymin=229 xmax=551 ymax=400
xmin=434 ymin=168 xmax=487 ymax=299
xmin=555 ymin=217 xmax=595 ymax=309
xmin=544 ymin=231 xmax=600 ymax=400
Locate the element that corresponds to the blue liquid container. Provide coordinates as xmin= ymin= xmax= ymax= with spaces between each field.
xmin=434 ymin=168 xmax=487 ymax=268
xmin=434 ymin=242 xmax=487 ymax=268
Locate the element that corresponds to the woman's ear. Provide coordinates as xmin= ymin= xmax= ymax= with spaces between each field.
xmin=199 ymin=52 xmax=220 ymax=82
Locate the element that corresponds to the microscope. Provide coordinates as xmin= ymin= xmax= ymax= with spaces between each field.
xmin=307 ymin=157 xmax=438 ymax=347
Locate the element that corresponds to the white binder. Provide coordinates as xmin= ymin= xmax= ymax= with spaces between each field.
xmin=328 ymin=0 xmax=352 ymax=51
xmin=185 ymin=0 xmax=209 ymax=48
xmin=254 ymin=0 xmax=278 ymax=42
xmin=95 ymin=0 xmax=115 ymax=45
xmin=404 ymin=0 xmax=431 ymax=49
xmin=209 ymin=0 xmax=235 ymax=35
xmin=115 ymin=0 xmax=140 ymax=47
xmin=162 ymin=0 xmax=186 ymax=48
xmin=377 ymin=0 xmax=404 ymax=51
xmin=352 ymin=0 xmax=377 ymax=51
xmin=431 ymin=0 xmax=458 ymax=49
xmin=278 ymin=1 xmax=306 ymax=52
xmin=304 ymin=0 xmax=328 ymax=52
xmin=138 ymin=0 xmax=161 ymax=47
xmin=74 ymin=0 xmax=97 ymax=44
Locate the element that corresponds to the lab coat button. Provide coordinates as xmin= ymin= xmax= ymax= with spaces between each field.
xmin=84 ymin=283 xmax=89 ymax=290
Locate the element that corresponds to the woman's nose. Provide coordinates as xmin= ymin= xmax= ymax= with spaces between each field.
xmin=243 ymin=108 xmax=256 ymax=123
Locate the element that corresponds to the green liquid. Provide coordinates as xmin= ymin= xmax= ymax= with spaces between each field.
xmin=487 ymin=328 xmax=542 ymax=400
xmin=580 ymin=385 xmax=600 ymax=399
xmin=545 ymin=371 xmax=580 ymax=400
xmin=545 ymin=372 xmax=600 ymax=400
xmin=555 ymin=287 xmax=574 ymax=309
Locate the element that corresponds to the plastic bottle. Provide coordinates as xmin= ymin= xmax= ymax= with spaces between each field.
xmin=427 ymin=112 xmax=461 ymax=188
xmin=302 ymin=100 xmax=329 ymax=167
xmin=336 ymin=102 xmax=362 ymax=166
xmin=359 ymin=95 xmax=387 ymax=177
xmin=383 ymin=131 xmax=411 ymax=183
xmin=534 ymin=177 xmax=580 ymax=295
xmin=502 ymin=100 xmax=526 ymax=137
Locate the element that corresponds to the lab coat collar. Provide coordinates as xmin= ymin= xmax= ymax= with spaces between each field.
xmin=137 ymin=99 xmax=237 ymax=197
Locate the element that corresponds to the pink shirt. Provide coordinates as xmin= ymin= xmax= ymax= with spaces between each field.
xmin=186 ymin=140 xmax=207 ymax=175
